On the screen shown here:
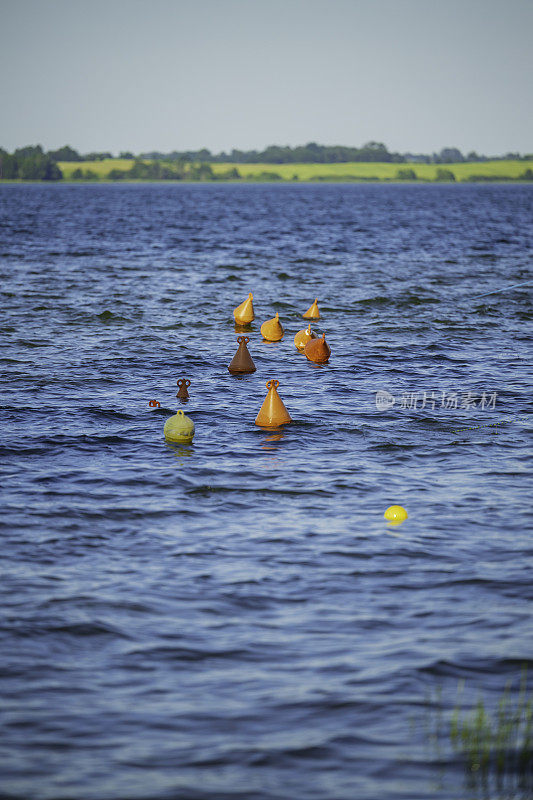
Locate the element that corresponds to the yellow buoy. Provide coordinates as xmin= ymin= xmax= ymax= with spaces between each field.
xmin=255 ymin=380 xmax=292 ymax=427
xmin=294 ymin=323 xmax=317 ymax=351
xmin=260 ymin=312 xmax=284 ymax=341
xmin=384 ymin=505 xmax=408 ymax=522
xmin=164 ymin=409 xmax=195 ymax=444
xmin=303 ymin=298 xmax=320 ymax=319
xmin=234 ymin=293 xmax=254 ymax=325
xmin=304 ymin=332 xmax=331 ymax=363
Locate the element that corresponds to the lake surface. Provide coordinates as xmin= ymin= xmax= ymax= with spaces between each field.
xmin=1 ymin=183 xmax=532 ymax=800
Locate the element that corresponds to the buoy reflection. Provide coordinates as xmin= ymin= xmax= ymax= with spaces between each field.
xmin=258 ymin=427 xmax=286 ymax=451
xmin=166 ymin=442 xmax=194 ymax=461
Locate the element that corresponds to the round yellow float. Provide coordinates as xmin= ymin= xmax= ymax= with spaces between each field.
xmin=164 ymin=409 xmax=195 ymax=444
xmin=384 ymin=505 xmax=408 ymax=522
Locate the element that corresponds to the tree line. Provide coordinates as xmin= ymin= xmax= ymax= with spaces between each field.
xmin=0 ymin=146 xmax=62 ymax=180
xmin=136 ymin=143 xmax=533 ymax=165
xmin=4 ymin=141 xmax=531 ymax=170
xmin=0 ymin=145 xmax=126 ymax=179
xmin=140 ymin=141 xmax=406 ymax=163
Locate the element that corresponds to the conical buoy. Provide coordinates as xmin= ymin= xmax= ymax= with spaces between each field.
xmin=176 ymin=378 xmax=190 ymax=400
xmin=164 ymin=409 xmax=195 ymax=443
xmin=260 ymin=312 xmax=284 ymax=341
xmin=303 ymin=298 xmax=320 ymax=319
xmin=294 ymin=323 xmax=317 ymax=351
xmin=228 ymin=336 xmax=256 ymax=375
xmin=234 ymin=292 xmax=254 ymax=325
xmin=255 ymin=379 xmax=292 ymax=427
xmin=304 ymin=332 xmax=330 ymax=363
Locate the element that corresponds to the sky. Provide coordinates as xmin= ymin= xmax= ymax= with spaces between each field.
xmin=1 ymin=0 xmax=531 ymax=156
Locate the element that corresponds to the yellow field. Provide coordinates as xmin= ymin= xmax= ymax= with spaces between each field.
xmin=58 ymin=159 xmax=136 ymax=178
xmin=211 ymin=160 xmax=529 ymax=181
xmin=58 ymin=159 xmax=530 ymax=182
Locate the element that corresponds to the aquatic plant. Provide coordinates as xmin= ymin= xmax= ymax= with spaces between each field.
xmin=448 ymin=669 xmax=532 ymax=793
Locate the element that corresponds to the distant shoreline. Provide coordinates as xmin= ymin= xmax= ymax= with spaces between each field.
xmin=3 ymin=145 xmax=532 ymax=183
xmin=2 ymin=181 xmax=533 ymax=187
xmin=2 ymin=158 xmax=531 ymax=184
xmin=2 ymin=178 xmax=532 ymax=186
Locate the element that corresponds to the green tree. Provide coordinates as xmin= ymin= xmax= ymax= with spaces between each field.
xmin=189 ymin=163 xmax=214 ymax=180
xmin=48 ymin=145 xmax=81 ymax=161
xmin=14 ymin=144 xmax=44 ymax=159
xmin=436 ymin=148 xmax=464 ymax=163
xmin=435 ymin=168 xmax=456 ymax=182
xmin=1 ymin=146 xmax=62 ymax=180
xmin=396 ymin=168 xmax=417 ymax=180
xmin=255 ymin=171 xmax=282 ymax=181
xmin=85 ymin=152 xmax=113 ymax=161
xmin=18 ymin=152 xmax=62 ymax=180
xmin=0 ymin=149 xmax=18 ymax=179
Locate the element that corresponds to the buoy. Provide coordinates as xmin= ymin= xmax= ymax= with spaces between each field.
xmin=303 ymin=298 xmax=320 ymax=319
xmin=294 ymin=323 xmax=317 ymax=351
xmin=228 ymin=336 xmax=256 ymax=374
xmin=234 ymin=293 xmax=254 ymax=325
xmin=176 ymin=378 xmax=190 ymax=400
xmin=384 ymin=505 xmax=408 ymax=522
xmin=260 ymin=312 xmax=284 ymax=341
xmin=304 ymin=332 xmax=330 ymax=363
xmin=164 ymin=409 xmax=195 ymax=444
xmin=149 ymin=399 xmax=175 ymax=414
xmin=255 ymin=379 xmax=292 ymax=427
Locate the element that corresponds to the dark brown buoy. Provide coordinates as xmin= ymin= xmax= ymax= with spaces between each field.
xmin=176 ymin=378 xmax=191 ymax=401
xmin=304 ymin=332 xmax=331 ymax=363
xmin=228 ymin=336 xmax=256 ymax=375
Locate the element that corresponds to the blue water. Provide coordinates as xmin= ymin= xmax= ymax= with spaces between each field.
xmin=0 ymin=183 xmax=532 ymax=800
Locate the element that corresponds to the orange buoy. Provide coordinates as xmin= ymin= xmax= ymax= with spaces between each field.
xmin=234 ymin=292 xmax=254 ymax=325
xmin=176 ymin=378 xmax=191 ymax=400
xmin=228 ymin=336 xmax=256 ymax=375
xmin=260 ymin=312 xmax=284 ymax=341
xmin=303 ymin=298 xmax=320 ymax=319
xmin=304 ymin=331 xmax=330 ymax=363
xmin=294 ymin=323 xmax=317 ymax=351
xmin=255 ymin=379 xmax=292 ymax=427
